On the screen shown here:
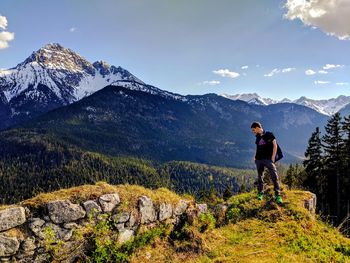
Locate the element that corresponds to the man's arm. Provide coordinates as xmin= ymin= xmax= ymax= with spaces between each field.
xmin=271 ymin=139 xmax=277 ymax=162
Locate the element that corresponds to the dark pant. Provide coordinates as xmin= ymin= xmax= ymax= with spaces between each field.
xmin=255 ymin=159 xmax=281 ymax=196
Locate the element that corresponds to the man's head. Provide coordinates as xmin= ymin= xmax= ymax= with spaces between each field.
xmin=251 ymin=121 xmax=263 ymax=135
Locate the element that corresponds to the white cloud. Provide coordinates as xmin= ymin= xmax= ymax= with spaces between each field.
xmin=200 ymin=80 xmax=220 ymax=86
xmin=284 ymin=0 xmax=350 ymax=40
xmin=314 ymin=80 xmax=330 ymax=85
xmin=213 ymin=69 xmax=240 ymax=79
xmin=264 ymin=67 xmax=295 ymax=77
xmin=318 ymin=70 xmax=328 ymax=74
xmin=0 ymin=31 xmax=14 ymax=49
xmin=305 ymin=69 xmax=316 ymax=75
xmin=241 ymin=65 xmax=248 ymax=70
xmin=264 ymin=68 xmax=280 ymax=77
xmin=0 ymin=15 xmax=8 ymax=30
xmin=69 ymin=27 xmax=77 ymax=32
xmin=323 ymin=64 xmax=344 ymax=70
xmin=336 ymin=82 xmax=349 ymax=86
xmin=0 ymin=15 xmax=14 ymax=49
xmin=282 ymin=67 xmax=296 ymax=73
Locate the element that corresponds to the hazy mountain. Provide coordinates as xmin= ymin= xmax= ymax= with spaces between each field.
xmin=12 ymin=85 xmax=328 ymax=168
xmin=221 ymin=93 xmax=350 ymax=116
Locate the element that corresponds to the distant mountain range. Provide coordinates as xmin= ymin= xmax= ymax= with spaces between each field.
xmin=0 ymin=43 xmax=333 ymax=168
xmin=220 ymin=93 xmax=350 ymax=116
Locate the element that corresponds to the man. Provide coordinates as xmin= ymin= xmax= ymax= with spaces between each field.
xmin=251 ymin=121 xmax=283 ymax=204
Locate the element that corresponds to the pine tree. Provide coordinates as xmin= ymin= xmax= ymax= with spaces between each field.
xmin=322 ymin=113 xmax=344 ymax=222
xmin=303 ymin=127 xmax=325 ymax=212
xmin=284 ymin=164 xmax=295 ymax=190
xmin=341 ymin=115 xmax=350 ymax=215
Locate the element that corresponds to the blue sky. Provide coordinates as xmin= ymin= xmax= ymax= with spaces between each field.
xmin=0 ymin=0 xmax=350 ymax=100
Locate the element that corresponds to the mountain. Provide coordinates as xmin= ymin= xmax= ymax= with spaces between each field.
xmin=220 ymin=93 xmax=279 ymax=106
xmin=12 ymin=85 xmax=328 ymax=167
xmin=0 ymin=43 xmax=184 ymax=130
xmin=221 ymin=93 xmax=350 ymax=116
xmin=340 ymin=103 xmax=350 ymax=117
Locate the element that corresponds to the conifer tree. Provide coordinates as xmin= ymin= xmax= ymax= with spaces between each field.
xmin=322 ymin=113 xmax=344 ymax=222
xmin=303 ymin=127 xmax=325 ymax=211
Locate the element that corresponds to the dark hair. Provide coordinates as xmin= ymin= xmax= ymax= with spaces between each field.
xmin=251 ymin=121 xmax=262 ymax=129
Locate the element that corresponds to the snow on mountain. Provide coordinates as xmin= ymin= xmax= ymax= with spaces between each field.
xmin=0 ymin=43 xmax=185 ymax=107
xmin=0 ymin=43 xmax=187 ymax=129
xmin=220 ymin=93 xmax=279 ymax=106
xmin=220 ymin=93 xmax=350 ymax=116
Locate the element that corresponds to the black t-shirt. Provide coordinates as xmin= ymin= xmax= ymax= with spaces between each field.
xmin=255 ymin=130 xmax=276 ymax=160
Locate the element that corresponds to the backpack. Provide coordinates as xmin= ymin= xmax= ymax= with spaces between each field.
xmin=262 ymin=131 xmax=284 ymax=162
xmin=275 ymin=143 xmax=284 ymax=162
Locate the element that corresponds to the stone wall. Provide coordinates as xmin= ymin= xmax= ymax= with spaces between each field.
xmin=0 ymin=193 xmax=208 ymax=262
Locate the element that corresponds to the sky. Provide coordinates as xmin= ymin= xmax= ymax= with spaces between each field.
xmin=0 ymin=0 xmax=350 ymax=100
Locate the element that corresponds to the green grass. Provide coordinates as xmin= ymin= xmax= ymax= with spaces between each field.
xmin=129 ymin=186 xmax=350 ymax=263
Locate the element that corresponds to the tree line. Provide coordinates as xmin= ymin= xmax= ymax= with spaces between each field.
xmin=284 ymin=112 xmax=350 ymax=228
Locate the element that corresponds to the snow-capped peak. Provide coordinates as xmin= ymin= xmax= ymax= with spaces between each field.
xmin=0 ymin=43 xmax=178 ymax=105
xmin=220 ymin=93 xmax=350 ymax=115
xmin=0 ymin=43 xmax=187 ymax=123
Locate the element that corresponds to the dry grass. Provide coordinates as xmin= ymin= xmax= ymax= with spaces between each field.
xmin=13 ymin=181 xmax=193 ymax=211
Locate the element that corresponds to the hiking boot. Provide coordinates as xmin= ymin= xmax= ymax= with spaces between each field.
xmin=256 ymin=193 xmax=264 ymax=200
xmin=275 ymin=195 xmax=283 ymax=204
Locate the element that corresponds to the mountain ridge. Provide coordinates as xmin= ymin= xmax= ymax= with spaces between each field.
xmin=221 ymin=92 xmax=350 ymax=116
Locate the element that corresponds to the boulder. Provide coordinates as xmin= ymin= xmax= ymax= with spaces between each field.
xmin=138 ymin=196 xmax=157 ymax=224
xmin=47 ymin=200 xmax=86 ymax=224
xmin=159 ymin=203 xmax=173 ymax=221
xmin=196 ymin=203 xmax=208 ymax=216
xmin=28 ymin=218 xmax=46 ymax=238
xmin=174 ymin=199 xmax=190 ymax=216
xmin=98 ymin=194 xmax=120 ymax=212
xmin=83 ymin=200 xmax=102 ymax=217
xmin=112 ymin=212 xmax=130 ymax=223
xmin=0 ymin=207 xmax=26 ymax=232
xmin=117 ymin=229 xmax=134 ymax=244
xmin=0 ymin=234 xmax=20 ymax=257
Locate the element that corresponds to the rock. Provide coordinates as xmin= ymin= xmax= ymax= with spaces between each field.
xmin=116 ymin=223 xmax=125 ymax=231
xmin=34 ymin=252 xmax=50 ymax=263
xmin=29 ymin=219 xmax=72 ymax=241
xmin=117 ymin=229 xmax=134 ymax=244
xmin=98 ymin=193 xmax=120 ymax=212
xmin=0 ymin=234 xmax=20 ymax=257
xmin=185 ymin=207 xmax=198 ymax=225
xmin=196 ymin=203 xmax=208 ymax=216
xmin=83 ymin=200 xmax=102 ymax=217
xmin=174 ymin=199 xmax=190 ymax=216
xmin=213 ymin=204 xmax=228 ymax=226
xmin=21 ymin=237 xmax=36 ymax=252
xmin=43 ymin=223 xmax=73 ymax=241
xmin=112 ymin=212 xmax=130 ymax=223
xmin=138 ymin=196 xmax=157 ymax=224
xmin=0 ymin=207 xmax=26 ymax=232
xmin=159 ymin=203 xmax=173 ymax=221
xmin=125 ymin=211 xmax=138 ymax=228
xmin=47 ymin=200 xmax=86 ymax=224
xmin=304 ymin=193 xmax=317 ymax=214
xmin=63 ymin=223 xmax=79 ymax=230
xmin=28 ymin=218 xmax=46 ymax=237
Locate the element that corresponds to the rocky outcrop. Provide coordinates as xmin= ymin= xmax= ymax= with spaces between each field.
xmin=304 ymin=193 xmax=317 ymax=214
xmin=0 ymin=189 xmax=317 ymax=262
xmin=0 ymin=192 xmax=202 ymax=262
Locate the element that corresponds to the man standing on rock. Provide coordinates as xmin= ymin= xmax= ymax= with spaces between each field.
xmin=251 ymin=121 xmax=283 ymax=204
